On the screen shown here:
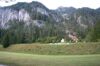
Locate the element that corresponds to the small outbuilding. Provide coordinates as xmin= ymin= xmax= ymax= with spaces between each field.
xmin=61 ymin=38 xmax=65 ymax=43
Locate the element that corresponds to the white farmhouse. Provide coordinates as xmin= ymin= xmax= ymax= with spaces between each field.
xmin=61 ymin=38 xmax=65 ymax=43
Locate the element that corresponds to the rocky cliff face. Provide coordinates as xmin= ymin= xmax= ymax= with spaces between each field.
xmin=0 ymin=8 xmax=31 ymax=28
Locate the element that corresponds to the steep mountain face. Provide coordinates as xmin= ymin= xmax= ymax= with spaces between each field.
xmin=0 ymin=2 xmax=46 ymax=28
xmin=0 ymin=1 xmax=100 ymax=43
xmin=56 ymin=7 xmax=99 ymax=28
xmin=56 ymin=7 xmax=100 ymax=34
xmin=0 ymin=1 xmax=64 ymax=29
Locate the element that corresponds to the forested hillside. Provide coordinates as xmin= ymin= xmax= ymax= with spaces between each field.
xmin=0 ymin=1 xmax=100 ymax=47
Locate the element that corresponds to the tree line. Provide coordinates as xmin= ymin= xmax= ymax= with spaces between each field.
xmin=0 ymin=20 xmax=65 ymax=48
xmin=0 ymin=20 xmax=100 ymax=48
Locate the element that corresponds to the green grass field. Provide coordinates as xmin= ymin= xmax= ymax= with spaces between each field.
xmin=0 ymin=51 xmax=100 ymax=66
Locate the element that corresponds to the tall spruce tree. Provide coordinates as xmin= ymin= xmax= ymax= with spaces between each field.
xmin=2 ymin=32 xmax=10 ymax=48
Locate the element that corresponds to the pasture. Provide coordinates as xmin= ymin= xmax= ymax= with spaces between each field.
xmin=0 ymin=42 xmax=100 ymax=55
xmin=0 ymin=52 xmax=100 ymax=66
xmin=0 ymin=42 xmax=100 ymax=66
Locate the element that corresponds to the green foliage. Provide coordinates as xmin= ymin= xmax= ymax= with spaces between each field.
xmin=37 ymin=36 xmax=61 ymax=43
xmin=2 ymin=32 xmax=11 ymax=48
xmin=85 ymin=20 xmax=100 ymax=42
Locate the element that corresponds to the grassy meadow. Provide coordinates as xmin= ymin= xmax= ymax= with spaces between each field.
xmin=0 ymin=42 xmax=100 ymax=55
xmin=0 ymin=42 xmax=100 ymax=66
xmin=0 ymin=51 xmax=100 ymax=66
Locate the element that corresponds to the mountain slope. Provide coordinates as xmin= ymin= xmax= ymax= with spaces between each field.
xmin=0 ymin=1 xmax=100 ymax=44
